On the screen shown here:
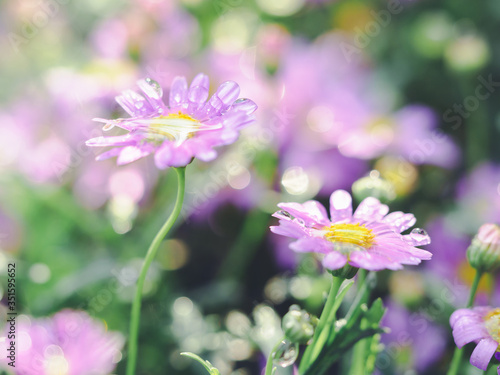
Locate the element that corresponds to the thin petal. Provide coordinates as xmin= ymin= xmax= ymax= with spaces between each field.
xmin=230 ymin=98 xmax=258 ymax=114
xmin=95 ymin=148 xmax=122 ymax=161
xmin=290 ymin=237 xmax=331 ymax=254
xmin=322 ymin=251 xmax=348 ymax=270
xmin=329 ymin=190 xmax=353 ymax=222
xmin=277 ymin=201 xmax=329 ymax=227
xmin=214 ymin=81 xmax=240 ymax=108
xmin=349 ymin=251 xmax=402 ymax=271
xmin=115 ymin=89 xmax=155 ymax=117
xmin=117 ymin=146 xmax=151 ymax=165
xmin=353 ymin=197 xmax=389 ymax=222
xmin=86 ymin=135 xmax=138 ymax=147
xmin=382 ymin=212 xmax=417 ymax=233
xmin=169 ymin=76 xmax=188 ymax=107
xmin=270 ymin=220 xmax=308 ymax=239
xmin=188 ymin=73 xmax=210 ymax=104
xmin=137 ymin=78 xmax=164 ymax=109
xmin=470 ymin=338 xmax=498 ymax=371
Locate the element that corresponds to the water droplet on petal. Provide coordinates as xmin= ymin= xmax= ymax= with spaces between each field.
xmin=411 ymin=228 xmax=427 ymax=236
xmin=273 ymin=340 xmax=298 ymax=368
xmin=145 ymin=78 xmax=163 ymax=98
xmin=295 ymin=218 xmax=305 ymax=226
xmin=277 ymin=210 xmax=294 ymax=219
xmin=234 ymin=98 xmax=248 ymax=104
xmin=409 ymin=228 xmax=430 ymax=246
xmin=102 ymin=123 xmax=115 ymax=131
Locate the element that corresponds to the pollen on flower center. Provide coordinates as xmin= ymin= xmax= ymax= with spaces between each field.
xmin=324 ymin=223 xmax=375 ymax=249
xmin=484 ymin=309 xmax=500 ymax=344
xmin=148 ymin=111 xmax=201 ymax=143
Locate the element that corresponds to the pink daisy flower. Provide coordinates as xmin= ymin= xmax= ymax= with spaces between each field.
xmin=450 ymin=306 xmax=500 ymax=372
xmin=86 ymin=74 xmax=257 ymax=168
xmin=270 ymin=189 xmax=432 ymax=271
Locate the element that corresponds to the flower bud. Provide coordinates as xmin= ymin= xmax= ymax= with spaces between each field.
xmin=467 ymin=223 xmax=500 ymax=273
xmin=282 ymin=305 xmax=318 ymax=344
xmin=330 ymin=264 xmax=359 ymax=279
xmin=351 ymin=171 xmax=396 ymax=204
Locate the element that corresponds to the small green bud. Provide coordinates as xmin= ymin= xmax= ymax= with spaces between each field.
xmin=467 ymin=223 xmax=500 ymax=273
xmin=352 ymin=171 xmax=396 ymax=204
xmin=282 ymin=305 xmax=318 ymax=344
xmin=330 ymin=264 xmax=359 ymax=279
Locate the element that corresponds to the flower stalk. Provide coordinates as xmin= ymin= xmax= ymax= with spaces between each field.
xmin=299 ymin=275 xmax=345 ymax=373
xmin=126 ymin=166 xmax=186 ymax=375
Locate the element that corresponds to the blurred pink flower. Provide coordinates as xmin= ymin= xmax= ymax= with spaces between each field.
xmin=1 ymin=310 xmax=124 ymax=375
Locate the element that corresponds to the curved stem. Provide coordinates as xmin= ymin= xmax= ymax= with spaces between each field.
xmin=447 ymin=270 xmax=483 ymax=375
xmin=265 ymin=337 xmax=286 ymax=375
xmin=126 ymin=167 xmax=186 ymax=375
xmin=299 ymin=275 xmax=344 ymax=373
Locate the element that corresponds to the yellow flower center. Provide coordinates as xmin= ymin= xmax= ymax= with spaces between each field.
xmin=148 ymin=111 xmax=201 ymax=142
xmin=324 ymin=223 xmax=375 ymax=249
xmin=484 ymin=309 xmax=500 ymax=344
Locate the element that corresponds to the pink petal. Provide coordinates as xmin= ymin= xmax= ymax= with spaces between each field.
xmin=115 ymin=89 xmax=155 ymax=117
xmin=382 ymin=212 xmax=416 ymax=233
xmin=137 ymin=78 xmax=164 ymax=110
xmin=353 ymin=197 xmax=389 ymax=222
xmin=349 ymin=251 xmax=402 ymax=271
xmin=452 ymin=319 xmax=489 ymax=348
xmin=95 ymin=148 xmax=122 ymax=161
xmin=270 ymin=220 xmax=308 ymax=239
xmin=450 ymin=309 xmax=480 ymax=327
xmin=117 ymin=146 xmax=151 ymax=165
xmin=470 ymin=338 xmax=498 ymax=371
xmin=277 ymin=201 xmax=329 ymax=227
xmin=169 ymin=76 xmax=188 ymax=107
xmin=290 ymin=237 xmax=331 ymax=254
xmin=230 ymin=98 xmax=258 ymax=114
xmin=188 ymin=73 xmax=210 ymax=104
xmin=86 ymin=135 xmax=137 ymax=147
xmin=322 ymin=251 xmax=348 ymax=270
xmin=329 ymin=190 xmax=352 ymax=222
xmin=168 ymin=144 xmax=194 ymax=167
xmin=214 ymin=81 xmax=240 ymax=108
xmin=303 ymin=201 xmax=330 ymax=223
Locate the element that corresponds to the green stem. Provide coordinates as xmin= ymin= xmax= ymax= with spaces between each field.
xmin=299 ymin=275 xmax=344 ymax=373
xmin=126 ymin=167 xmax=186 ymax=375
xmin=347 ymin=270 xmax=369 ymax=375
xmin=265 ymin=337 xmax=286 ymax=375
xmin=466 ymin=270 xmax=482 ymax=308
xmin=447 ymin=270 xmax=483 ymax=375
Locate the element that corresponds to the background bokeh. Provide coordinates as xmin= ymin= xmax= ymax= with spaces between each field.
xmin=1 ymin=0 xmax=500 ymax=374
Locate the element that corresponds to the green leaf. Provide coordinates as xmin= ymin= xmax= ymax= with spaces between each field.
xmin=364 ymin=298 xmax=386 ymax=325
